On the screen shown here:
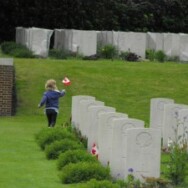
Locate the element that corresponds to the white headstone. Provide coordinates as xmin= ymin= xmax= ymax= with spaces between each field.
xmin=110 ymin=118 xmax=145 ymax=179
xmin=179 ymin=33 xmax=188 ymax=61
xmin=150 ymin=98 xmax=174 ymax=137
xmin=87 ymin=106 xmax=116 ymax=151
xmin=98 ymin=112 xmax=128 ymax=166
xmin=118 ymin=32 xmax=147 ymax=58
xmin=71 ymin=96 xmax=95 ymax=129
xmin=146 ymin=32 xmax=164 ymax=51
xmin=79 ymin=100 xmax=104 ymax=137
xmin=163 ymin=33 xmax=180 ymax=58
xmin=177 ymin=109 xmax=188 ymax=146
xmin=53 ymin=29 xmax=64 ymax=49
xmin=125 ymin=128 xmax=161 ymax=181
xmin=163 ymin=103 xmax=188 ymax=147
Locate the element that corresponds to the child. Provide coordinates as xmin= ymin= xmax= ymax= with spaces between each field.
xmin=38 ymin=79 xmax=66 ymax=127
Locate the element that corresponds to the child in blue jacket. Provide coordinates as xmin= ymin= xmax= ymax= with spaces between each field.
xmin=38 ymin=79 xmax=66 ymax=127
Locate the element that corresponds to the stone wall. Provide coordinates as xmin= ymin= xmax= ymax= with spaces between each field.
xmin=0 ymin=58 xmax=15 ymax=116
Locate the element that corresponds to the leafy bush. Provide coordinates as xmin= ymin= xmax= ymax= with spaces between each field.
xmin=120 ymin=51 xmax=140 ymax=62
xmin=49 ymin=49 xmax=68 ymax=59
xmin=57 ymin=149 xmax=98 ymax=170
xmin=83 ymin=179 xmax=120 ymax=188
xmin=45 ymin=138 xmax=84 ymax=159
xmin=59 ymin=161 xmax=111 ymax=184
xmin=145 ymin=49 xmax=167 ymax=62
xmin=145 ymin=49 xmax=155 ymax=61
xmin=165 ymin=141 xmax=188 ymax=185
xmin=35 ymin=127 xmax=76 ymax=150
xmin=99 ymin=44 xmax=118 ymax=59
xmin=155 ymin=50 xmax=166 ymax=62
xmin=1 ymin=41 xmax=34 ymax=58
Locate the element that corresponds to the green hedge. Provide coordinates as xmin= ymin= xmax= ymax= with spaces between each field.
xmin=59 ymin=162 xmax=111 ymax=184
xmin=57 ymin=149 xmax=98 ymax=170
xmin=45 ymin=138 xmax=84 ymax=159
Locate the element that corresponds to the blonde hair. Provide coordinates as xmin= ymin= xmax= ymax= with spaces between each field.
xmin=45 ymin=79 xmax=58 ymax=90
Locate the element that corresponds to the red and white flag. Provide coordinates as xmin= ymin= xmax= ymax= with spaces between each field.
xmin=91 ymin=143 xmax=99 ymax=159
xmin=62 ymin=77 xmax=71 ymax=86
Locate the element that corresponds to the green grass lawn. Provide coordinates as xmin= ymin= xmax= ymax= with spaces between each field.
xmin=1 ymin=58 xmax=188 ymax=187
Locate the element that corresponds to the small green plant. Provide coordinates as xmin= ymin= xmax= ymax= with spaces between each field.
xmin=124 ymin=168 xmax=141 ymax=188
xmin=57 ymin=149 xmax=98 ymax=170
xmin=145 ymin=49 xmax=155 ymax=61
xmin=146 ymin=49 xmax=167 ymax=62
xmin=165 ymin=119 xmax=188 ymax=186
xmin=155 ymin=50 xmax=166 ymax=62
xmin=59 ymin=161 xmax=111 ymax=184
xmin=1 ymin=41 xmax=34 ymax=58
xmin=99 ymin=44 xmax=118 ymax=59
xmin=45 ymin=138 xmax=84 ymax=159
xmin=84 ymin=179 xmax=120 ymax=188
xmin=49 ymin=49 xmax=68 ymax=59
xmin=35 ymin=127 xmax=76 ymax=150
xmin=166 ymin=143 xmax=187 ymax=185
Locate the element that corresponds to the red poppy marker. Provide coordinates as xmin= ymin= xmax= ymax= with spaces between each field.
xmin=91 ymin=143 xmax=99 ymax=159
xmin=62 ymin=77 xmax=71 ymax=86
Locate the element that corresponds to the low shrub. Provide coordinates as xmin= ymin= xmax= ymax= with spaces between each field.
xmin=99 ymin=44 xmax=118 ymax=59
xmin=45 ymin=138 xmax=84 ymax=159
xmin=35 ymin=127 xmax=76 ymax=150
xmin=59 ymin=161 xmax=111 ymax=184
xmin=1 ymin=41 xmax=21 ymax=54
xmin=155 ymin=50 xmax=166 ymax=62
xmin=120 ymin=51 xmax=140 ymax=62
xmin=57 ymin=149 xmax=98 ymax=170
xmin=1 ymin=41 xmax=34 ymax=58
xmin=82 ymin=54 xmax=99 ymax=60
xmin=83 ymin=179 xmax=120 ymax=188
xmin=10 ymin=47 xmax=34 ymax=58
xmin=49 ymin=49 xmax=68 ymax=59
xmin=145 ymin=49 xmax=155 ymax=61
xmin=145 ymin=49 xmax=166 ymax=62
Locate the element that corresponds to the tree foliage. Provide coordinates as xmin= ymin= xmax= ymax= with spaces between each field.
xmin=0 ymin=0 xmax=188 ymax=42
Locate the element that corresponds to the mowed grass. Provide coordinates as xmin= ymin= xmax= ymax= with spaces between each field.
xmin=1 ymin=58 xmax=188 ymax=187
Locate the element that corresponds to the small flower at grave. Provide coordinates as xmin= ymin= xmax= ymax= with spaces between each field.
xmin=167 ymin=137 xmax=173 ymax=148
xmin=128 ymin=168 xmax=134 ymax=173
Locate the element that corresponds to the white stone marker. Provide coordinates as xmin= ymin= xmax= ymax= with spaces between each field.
xmin=179 ymin=33 xmax=188 ymax=61
xmin=150 ymin=98 xmax=174 ymax=137
xmin=177 ymin=109 xmax=188 ymax=146
xmin=29 ymin=27 xmax=53 ymax=58
xmin=163 ymin=103 xmax=188 ymax=147
xmin=125 ymin=128 xmax=161 ymax=181
xmin=71 ymin=96 xmax=95 ymax=129
xmin=87 ymin=106 xmax=116 ymax=151
xmin=79 ymin=100 xmax=104 ymax=137
xmin=146 ymin=32 xmax=164 ymax=51
xmin=98 ymin=112 xmax=128 ymax=166
xmin=110 ymin=118 xmax=144 ymax=179
xmin=163 ymin=33 xmax=180 ymax=58
xmin=118 ymin=32 xmax=147 ymax=58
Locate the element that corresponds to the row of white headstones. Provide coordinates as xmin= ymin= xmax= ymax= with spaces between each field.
xmin=71 ymin=96 xmax=188 ymax=181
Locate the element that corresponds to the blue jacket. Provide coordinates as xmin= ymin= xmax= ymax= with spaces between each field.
xmin=39 ymin=90 xmax=66 ymax=110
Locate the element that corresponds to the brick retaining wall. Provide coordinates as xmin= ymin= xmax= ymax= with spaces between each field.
xmin=0 ymin=58 xmax=15 ymax=116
